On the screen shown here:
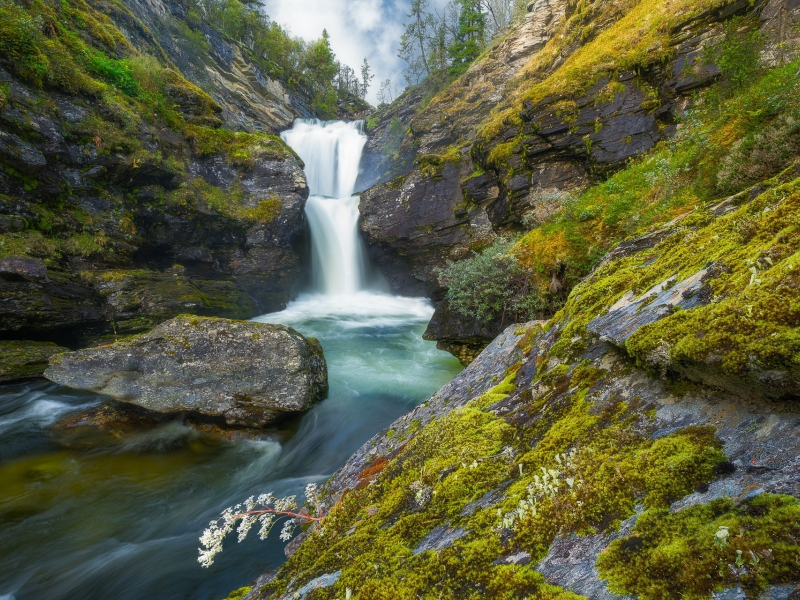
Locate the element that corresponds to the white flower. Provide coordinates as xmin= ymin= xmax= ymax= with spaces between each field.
xmin=280 ymin=518 xmax=296 ymax=542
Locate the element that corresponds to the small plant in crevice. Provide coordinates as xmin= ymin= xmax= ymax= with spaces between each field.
xmin=198 ymin=484 xmax=324 ymax=568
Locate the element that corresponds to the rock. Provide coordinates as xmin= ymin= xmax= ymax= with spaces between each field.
xmin=0 ymin=340 xmax=68 ymax=382
xmin=423 ymin=298 xmax=509 ymax=365
xmin=0 ymin=129 xmax=47 ymax=174
xmin=0 ymin=269 xmax=108 ymax=340
xmin=44 ymin=316 xmax=328 ymax=427
xmin=275 ymin=572 xmax=340 ymax=600
xmin=83 ymin=270 xmax=256 ymax=334
xmin=413 ymin=524 xmax=468 ymax=555
xmin=0 ymin=256 xmax=49 ymax=282
xmin=359 ymin=164 xmax=494 ymax=296
xmin=587 ymin=268 xmax=717 ymax=346
xmin=51 ymin=401 xmax=168 ymax=433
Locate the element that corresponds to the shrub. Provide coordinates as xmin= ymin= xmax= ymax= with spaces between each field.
xmin=85 ymin=50 xmax=140 ymax=96
xmin=437 ymin=236 xmax=546 ymax=324
xmin=717 ymin=114 xmax=800 ymax=192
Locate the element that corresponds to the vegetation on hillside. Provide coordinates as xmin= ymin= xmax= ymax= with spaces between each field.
xmin=439 ymin=20 xmax=800 ymax=326
xmin=181 ymin=0 xmax=374 ymax=116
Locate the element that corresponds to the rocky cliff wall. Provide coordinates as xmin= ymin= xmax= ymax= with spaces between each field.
xmin=358 ymin=0 xmax=799 ymax=294
xmin=0 ymin=0 xmax=312 ymax=364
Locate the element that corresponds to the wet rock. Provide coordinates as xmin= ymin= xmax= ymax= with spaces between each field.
xmin=423 ymin=298 xmax=508 ymax=365
xmin=45 ymin=316 xmax=328 ymax=428
xmin=0 ymin=270 xmax=107 ymax=339
xmin=52 ymin=401 xmax=168 ymax=433
xmin=359 ymin=164 xmax=494 ymax=296
xmin=275 ymin=571 xmax=340 ymax=600
xmin=535 ymin=513 xmax=639 ymax=600
xmin=0 ymin=256 xmax=49 ymax=283
xmin=83 ymin=270 xmax=256 ymax=334
xmin=413 ymin=525 xmax=468 ymax=555
xmin=0 ymin=130 xmax=47 ymax=174
xmin=0 ymin=340 xmax=68 ymax=382
xmin=587 ymin=268 xmax=715 ymax=346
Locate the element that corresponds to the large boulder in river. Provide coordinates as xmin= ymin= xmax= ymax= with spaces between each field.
xmin=44 ymin=316 xmax=328 ymax=428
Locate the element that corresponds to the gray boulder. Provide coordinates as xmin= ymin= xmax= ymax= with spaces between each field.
xmin=45 ymin=316 xmax=328 ymax=427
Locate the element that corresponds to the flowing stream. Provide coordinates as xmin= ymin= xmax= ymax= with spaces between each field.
xmin=0 ymin=120 xmax=461 ymax=600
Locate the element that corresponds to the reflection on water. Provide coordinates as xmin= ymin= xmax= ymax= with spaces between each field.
xmin=0 ymin=292 xmax=461 ymax=600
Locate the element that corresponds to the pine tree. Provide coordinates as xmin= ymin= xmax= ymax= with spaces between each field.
xmin=360 ymin=58 xmax=374 ymax=99
xmin=398 ymin=0 xmax=435 ymax=85
xmin=447 ymin=0 xmax=486 ymax=75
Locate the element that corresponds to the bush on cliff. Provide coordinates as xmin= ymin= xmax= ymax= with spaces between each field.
xmin=437 ymin=237 xmax=547 ymax=324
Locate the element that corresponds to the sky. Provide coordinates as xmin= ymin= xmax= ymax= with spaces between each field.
xmin=260 ymin=0 xmax=448 ymax=106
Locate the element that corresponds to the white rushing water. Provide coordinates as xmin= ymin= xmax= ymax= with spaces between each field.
xmin=281 ymin=120 xmax=371 ymax=295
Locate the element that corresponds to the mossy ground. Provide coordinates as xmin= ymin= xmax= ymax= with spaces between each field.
xmin=259 ymin=339 xmax=800 ymax=599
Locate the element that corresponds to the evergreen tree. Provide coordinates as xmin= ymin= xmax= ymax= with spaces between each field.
xmin=398 ymin=0 xmax=435 ymax=85
xmin=304 ymin=29 xmax=338 ymax=87
xmin=447 ymin=0 xmax=486 ymax=75
xmin=360 ymin=58 xmax=374 ymax=99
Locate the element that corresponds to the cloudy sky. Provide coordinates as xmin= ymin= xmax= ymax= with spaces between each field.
xmin=260 ymin=0 xmax=447 ymax=105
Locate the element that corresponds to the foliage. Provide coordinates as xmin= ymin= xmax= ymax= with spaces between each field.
xmin=704 ymin=16 xmax=767 ymax=93
xmin=437 ymin=236 xmax=546 ymax=323
xmin=85 ymin=50 xmax=140 ymax=96
xmin=448 ymin=0 xmax=487 ymax=75
xmin=597 ymin=494 xmax=800 ymax=599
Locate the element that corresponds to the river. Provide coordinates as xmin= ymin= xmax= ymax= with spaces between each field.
xmin=0 ymin=120 xmax=461 ymax=600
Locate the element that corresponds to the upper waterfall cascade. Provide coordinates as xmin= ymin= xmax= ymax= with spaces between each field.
xmin=281 ymin=120 xmax=370 ymax=295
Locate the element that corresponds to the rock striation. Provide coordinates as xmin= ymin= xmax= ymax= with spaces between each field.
xmin=45 ymin=316 xmax=328 ymax=428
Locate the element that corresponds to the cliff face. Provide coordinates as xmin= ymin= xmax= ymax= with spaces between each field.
xmin=0 ymin=0 xmax=313 ymax=360
xmin=116 ymin=0 xmax=312 ymax=134
xmin=357 ymin=0 xmax=799 ymax=299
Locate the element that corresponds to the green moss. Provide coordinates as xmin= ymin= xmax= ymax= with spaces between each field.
xmin=0 ymin=340 xmax=68 ymax=382
xmin=220 ymin=587 xmax=251 ymax=600
xmin=187 ymin=127 xmax=295 ymax=167
xmin=597 ymin=494 xmax=800 ymax=600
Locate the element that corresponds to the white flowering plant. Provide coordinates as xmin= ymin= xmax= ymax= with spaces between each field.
xmin=198 ymin=483 xmax=324 ymax=568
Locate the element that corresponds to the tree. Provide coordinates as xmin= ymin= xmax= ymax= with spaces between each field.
xmin=304 ymin=29 xmax=338 ymax=87
xmin=398 ymin=0 xmax=436 ymax=85
xmin=360 ymin=57 xmax=374 ymax=99
xmin=448 ymin=0 xmax=487 ymax=75
xmin=480 ymin=0 xmax=515 ymax=37
xmin=376 ymin=78 xmax=398 ymax=105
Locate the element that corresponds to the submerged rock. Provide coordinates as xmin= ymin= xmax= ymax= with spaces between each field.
xmin=44 ymin=316 xmax=328 ymax=428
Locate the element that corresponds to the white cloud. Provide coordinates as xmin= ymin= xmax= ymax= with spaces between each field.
xmin=261 ymin=0 xmax=412 ymax=105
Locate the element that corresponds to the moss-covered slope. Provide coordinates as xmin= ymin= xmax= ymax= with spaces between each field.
xmin=245 ymin=163 xmax=800 ymax=598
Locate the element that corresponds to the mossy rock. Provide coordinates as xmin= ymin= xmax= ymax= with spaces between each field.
xmin=0 ymin=340 xmax=68 ymax=382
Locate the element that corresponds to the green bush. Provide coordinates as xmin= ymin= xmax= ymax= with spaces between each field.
xmin=85 ymin=50 xmax=139 ymax=96
xmin=437 ymin=236 xmax=546 ymax=323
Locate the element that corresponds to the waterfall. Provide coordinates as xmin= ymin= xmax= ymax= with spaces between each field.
xmin=281 ymin=119 xmax=370 ymax=295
